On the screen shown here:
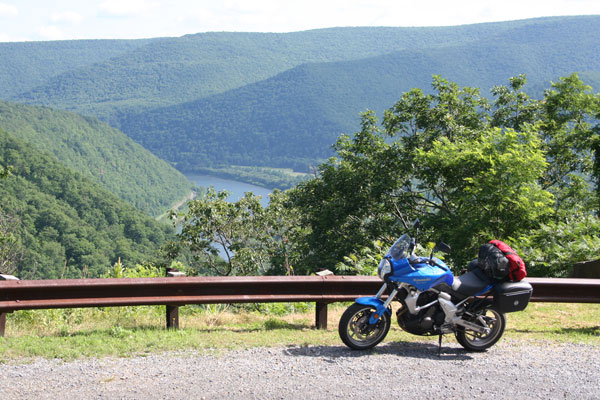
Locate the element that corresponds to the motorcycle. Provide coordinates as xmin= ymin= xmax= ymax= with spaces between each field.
xmin=338 ymin=221 xmax=533 ymax=352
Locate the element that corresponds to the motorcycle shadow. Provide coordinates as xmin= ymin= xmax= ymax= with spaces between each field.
xmin=512 ymin=326 xmax=600 ymax=336
xmin=284 ymin=341 xmax=473 ymax=361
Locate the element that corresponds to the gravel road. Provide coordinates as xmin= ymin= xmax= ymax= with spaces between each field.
xmin=1 ymin=340 xmax=598 ymax=399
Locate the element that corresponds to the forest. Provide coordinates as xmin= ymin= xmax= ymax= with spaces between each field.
xmin=169 ymin=74 xmax=600 ymax=279
xmin=118 ymin=16 xmax=600 ymax=173
xmin=2 ymin=16 xmax=600 ymax=179
xmin=1 ymin=74 xmax=598 ymax=280
xmin=0 ymin=101 xmax=192 ymax=217
xmin=0 ymin=128 xmax=175 ymax=279
xmin=1 ymin=17 xmax=599 ymax=280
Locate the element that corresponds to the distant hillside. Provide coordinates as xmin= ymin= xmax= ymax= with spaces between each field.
xmin=0 ymin=38 xmax=152 ymax=99
xmin=0 ymin=129 xmax=173 ymax=279
xmin=119 ymin=16 xmax=600 ymax=171
xmin=2 ymin=16 xmax=600 ymax=174
xmin=0 ymin=101 xmax=192 ymax=216
xmin=7 ymin=17 xmax=579 ymax=123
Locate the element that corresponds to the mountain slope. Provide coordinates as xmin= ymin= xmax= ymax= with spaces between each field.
xmin=0 ymin=129 xmax=173 ymax=279
xmin=3 ymin=16 xmax=600 ymax=175
xmin=0 ymin=39 xmax=152 ymax=98
xmin=119 ymin=16 xmax=600 ymax=171
xmin=0 ymin=101 xmax=192 ymax=216
xmin=8 ymin=17 xmax=578 ymax=123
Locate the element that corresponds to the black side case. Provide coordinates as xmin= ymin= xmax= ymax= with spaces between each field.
xmin=493 ymin=281 xmax=533 ymax=313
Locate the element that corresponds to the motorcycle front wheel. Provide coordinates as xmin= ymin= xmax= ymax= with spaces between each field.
xmin=455 ymin=306 xmax=506 ymax=352
xmin=338 ymin=303 xmax=391 ymax=350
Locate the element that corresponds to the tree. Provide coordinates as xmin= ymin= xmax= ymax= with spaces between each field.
xmin=291 ymin=75 xmax=598 ymax=274
xmin=489 ymin=74 xmax=600 ymax=274
xmin=491 ymin=74 xmax=600 ymax=215
xmin=289 ymin=111 xmax=405 ymax=272
xmin=170 ymin=74 xmax=599 ymax=277
xmin=0 ymin=165 xmax=11 ymax=179
xmin=515 ymin=215 xmax=600 ymax=277
xmin=540 ymin=74 xmax=600 ymax=213
xmin=412 ymin=126 xmax=553 ymax=262
xmin=171 ymin=188 xmax=303 ymax=276
xmin=0 ymin=209 xmax=22 ymax=276
xmin=0 ymin=166 xmax=22 ymax=276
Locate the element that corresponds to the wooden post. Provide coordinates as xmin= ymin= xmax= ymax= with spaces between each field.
xmin=315 ymin=302 xmax=328 ymax=330
xmin=0 ymin=312 xmax=7 ymax=337
xmin=165 ymin=268 xmax=186 ymax=330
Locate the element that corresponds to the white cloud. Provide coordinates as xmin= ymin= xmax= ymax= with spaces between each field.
xmin=99 ymin=0 xmax=159 ymax=17
xmin=0 ymin=2 xmax=18 ymax=18
xmin=38 ymin=25 xmax=67 ymax=40
xmin=173 ymin=0 xmax=600 ymax=33
xmin=0 ymin=32 xmax=30 ymax=42
xmin=51 ymin=11 xmax=83 ymax=25
xmin=3 ymin=0 xmax=600 ymax=42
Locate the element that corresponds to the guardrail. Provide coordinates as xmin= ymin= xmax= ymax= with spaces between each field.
xmin=1 ymin=276 xmax=599 ymax=336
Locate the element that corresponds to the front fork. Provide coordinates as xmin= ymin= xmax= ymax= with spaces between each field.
xmin=355 ymin=283 xmax=398 ymax=325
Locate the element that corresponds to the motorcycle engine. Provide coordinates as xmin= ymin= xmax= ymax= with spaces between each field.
xmin=396 ymin=290 xmax=445 ymax=335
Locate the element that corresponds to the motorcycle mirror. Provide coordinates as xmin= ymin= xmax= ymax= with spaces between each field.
xmin=413 ymin=219 xmax=421 ymax=229
xmin=430 ymin=241 xmax=451 ymax=262
xmin=436 ymin=242 xmax=451 ymax=254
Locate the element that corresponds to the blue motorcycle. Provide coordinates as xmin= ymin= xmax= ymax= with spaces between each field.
xmin=338 ymin=222 xmax=533 ymax=351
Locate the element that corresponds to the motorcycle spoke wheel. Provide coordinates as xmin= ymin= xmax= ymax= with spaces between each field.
xmin=338 ymin=303 xmax=391 ymax=350
xmin=455 ymin=307 xmax=506 ymax=352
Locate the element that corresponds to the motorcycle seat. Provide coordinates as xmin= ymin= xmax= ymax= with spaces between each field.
xmin=451 ymin=268 xmax=492 ymax=297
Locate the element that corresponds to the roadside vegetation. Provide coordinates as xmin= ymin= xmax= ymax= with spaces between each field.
xmin=0 ymin=302 xmax=598 ymax=361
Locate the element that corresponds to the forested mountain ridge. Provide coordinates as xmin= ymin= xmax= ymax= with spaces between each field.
xmin=119 ymin=16 xmax=600 ymax=171
xmin=8 ymin=18 xmax=560 ymax=121
xmin=0 ymin=38 xmax=153 ymax=99
xmin=0 ymin=101 xmax=193 ymax=217
xmin=0 ymin=129 xmax=173 ymax=279
xmin=5 ymin=16 xmax=596 ymax=122
xmin=1 ymin=16 xmax=600 ymax=174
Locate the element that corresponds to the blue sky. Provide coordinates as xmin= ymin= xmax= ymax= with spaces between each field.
xmin=1 ymin=0 xmax=599 ymax=42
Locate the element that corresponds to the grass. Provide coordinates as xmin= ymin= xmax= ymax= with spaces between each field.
xmin=504 ymin=302 xmax=600 ymax=342
xmin=0 ymin=302 xmax=598 ymax=361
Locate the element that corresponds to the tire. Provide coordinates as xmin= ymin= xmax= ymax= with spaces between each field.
xmin=338 ymin=303 xmax=391 ymax=350
xmin=455 ymin=306 xmax=506 ymax=352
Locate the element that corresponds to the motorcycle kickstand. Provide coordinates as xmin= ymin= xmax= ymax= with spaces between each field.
xmin=438 ymin=334 xmax=443 ymax=357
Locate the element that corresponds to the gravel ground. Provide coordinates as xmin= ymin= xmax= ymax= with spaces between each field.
xmin=1 ymin=340 xmax=598 ymax=399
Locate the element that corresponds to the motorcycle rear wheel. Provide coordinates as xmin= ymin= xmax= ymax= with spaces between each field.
xmin=455 ymin=306 xmax=506 ymax=352
xmin=338 ymin=303 xmax=391 ymax=350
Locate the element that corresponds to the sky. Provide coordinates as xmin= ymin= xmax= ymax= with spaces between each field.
xmin=0 ymin=0 xmax=599 ymax=42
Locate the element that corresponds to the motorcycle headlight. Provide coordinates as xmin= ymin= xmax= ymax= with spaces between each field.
xmin=378 ymin=258 xmax=392 ymax=280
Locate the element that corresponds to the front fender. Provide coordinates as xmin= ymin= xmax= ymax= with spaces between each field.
xmin=356 ymin=296 xmax=391 ymax=325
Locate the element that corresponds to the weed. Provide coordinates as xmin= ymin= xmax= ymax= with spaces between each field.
xmin=0 ymin=303 xmax=597 ymax=360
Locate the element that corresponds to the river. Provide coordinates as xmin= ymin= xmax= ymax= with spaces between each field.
xmin=186 ymin=174 xmax=272 ymax=206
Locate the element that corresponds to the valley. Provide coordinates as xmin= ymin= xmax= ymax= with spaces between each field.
xmin=1 ymin=16 xmax=599 ymax=278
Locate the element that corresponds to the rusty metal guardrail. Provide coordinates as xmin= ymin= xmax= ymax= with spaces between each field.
xmin=1 ymin=276 xmax=599 ymax=336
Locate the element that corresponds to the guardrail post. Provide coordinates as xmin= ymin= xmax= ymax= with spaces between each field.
xmin=166 ymin=269 xmax=186 ymax=329
xmin=315 ymin=269 xmax=335 ymax=329
xmin=1 ymin=274 xmax=18 ymax=337
xmin=166 ymin=304 xmax=179 ymax=329
xmin=0 ymin=312 xmax=7 ymax=337
xmin=315 ymin=302 xmax=328 ymax=329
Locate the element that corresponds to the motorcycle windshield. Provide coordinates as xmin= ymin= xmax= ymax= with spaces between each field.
xmin=388 ymin=234 xmax=412 ymax=260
